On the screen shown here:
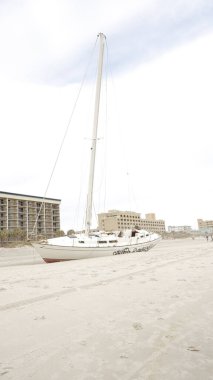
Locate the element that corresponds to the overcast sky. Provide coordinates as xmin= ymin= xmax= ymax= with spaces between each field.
xmin=1 ymin=0 xmax=213 ymax=231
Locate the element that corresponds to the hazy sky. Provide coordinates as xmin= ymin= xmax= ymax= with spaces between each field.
xmin=1 ymin=0 xmax=213 ymax=231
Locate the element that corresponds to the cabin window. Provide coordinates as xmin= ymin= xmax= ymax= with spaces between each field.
xmin=98 ymin=240 xmax=107 ymax=244
xmin=79 ymin=240 xmax=85 ymax=243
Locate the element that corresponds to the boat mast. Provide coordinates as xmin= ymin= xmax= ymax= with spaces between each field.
xmin=85 ymin=33 xmax=106 ymax=236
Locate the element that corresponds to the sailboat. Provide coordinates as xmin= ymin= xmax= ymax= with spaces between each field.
xmin=33 ymin=33 xmax=161 ymax=263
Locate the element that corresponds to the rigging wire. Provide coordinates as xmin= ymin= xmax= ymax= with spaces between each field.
xmin=30 ymin=37 xmax=99 ymax=238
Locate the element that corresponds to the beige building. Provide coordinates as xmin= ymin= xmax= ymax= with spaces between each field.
xmin=0 ymin=191 xmax=61 ymax=238
xmin=98 ymin=210 xmax=165 ymax=234
xmin=197 ymin=219 xmax=213 ymax=232
xmin=168 ymin=225 xmax=192 ymax=233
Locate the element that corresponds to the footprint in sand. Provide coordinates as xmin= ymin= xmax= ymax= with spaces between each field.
xmin=34 ymin=315 xmax=46 ymax=321
xmin=132 ymin=322 xmax=143 ymax=330
xmin=0 ymin=370 xmax=9 ymax=376
xmin=120 ymin=354 xmax=128 ymax=359
xmin=187 ymin=346 xmax=200 ymax=352
xmin=0 ymin=366 xmax=13 ymax=376
xmin=79 ymin=340 xmax=87 ymax=346
xmin=165 ymin=335 xmax=174 ymax=340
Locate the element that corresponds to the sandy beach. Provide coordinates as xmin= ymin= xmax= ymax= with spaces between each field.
xmin=0 ymin=238 xmax=213 ymax=380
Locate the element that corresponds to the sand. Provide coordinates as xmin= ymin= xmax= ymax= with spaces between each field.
xmin=0 ymin=238 xmax=213 ymax=380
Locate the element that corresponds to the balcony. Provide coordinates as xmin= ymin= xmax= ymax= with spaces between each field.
xmin=0 ymin=217 xmax=7 ymax=222
xmin=8 ymin=224 xmax=18 ymax=229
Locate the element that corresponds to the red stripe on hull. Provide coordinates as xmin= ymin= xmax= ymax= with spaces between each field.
xmin=43 ymin=258 xmax=73 ymax=263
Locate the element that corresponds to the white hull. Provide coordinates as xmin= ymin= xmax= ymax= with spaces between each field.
xmin=33 ymin=234 xmax=161 ymax=263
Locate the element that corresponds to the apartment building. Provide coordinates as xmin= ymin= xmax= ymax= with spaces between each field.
xmin=197 ymin=218 xmax=213 ymax=233
xmin=0 ymin=191 xmax=61 ymax=238
xmin=98 ymin=210 xmax=165 ymax=234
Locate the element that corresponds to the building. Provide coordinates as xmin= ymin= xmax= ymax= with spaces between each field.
xmin=197 ymin=219 xmax=213 ymax=233
xmin=0 ymin=191 xmax=61 ymax=239
xmin=98 ymin=210 xmax=165 ymax=234
xmin=168 ymin=226 xmax=192 ymax=233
